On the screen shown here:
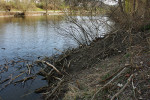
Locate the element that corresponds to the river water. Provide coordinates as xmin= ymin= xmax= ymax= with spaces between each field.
xmin=0 ymin=15 xmax=111 ymax=100
xmin=0 ymin=16 xmax=78 ymax=61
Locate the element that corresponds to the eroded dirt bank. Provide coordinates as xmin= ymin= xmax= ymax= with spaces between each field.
xmin=36 ymin=30 xmax=150 ymax=100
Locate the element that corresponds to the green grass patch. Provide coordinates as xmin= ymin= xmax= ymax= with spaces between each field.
xmin=34 ymin=8 xmax=45 ymax=11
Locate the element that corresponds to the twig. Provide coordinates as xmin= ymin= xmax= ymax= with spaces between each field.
xmin=26 ymin=64 xmax=31 ymax=75
xmin=111 ymin=74 xmax=134 ymax=100
xmin=52 ymin=76 xmax=62 ymax=81
xmin=42 ymin=61 xmax=62 ymax=75
xmin=0 ymin=77 xmax=10 ymax=84
xmin=99 ymin=66 xmax=127 ymax=83
xmin=37 ymin=69 xmax=48 ymax=77
xmin=0 ymin=72 xmax=25 ymax=91
xmin=91 ymin=67 xmax=127 ymax=100
xmin=67 ymin=60 xmax=72 ymax=68
xmin=35 ymin=86 xmax=49 ymax=93
xmin=14 ymin=76 xmax=36 ymax=84
xmin=57 ymin=54 xmax=70 ymax=62
xmin=132 ymin=78 xmax=137 ymax=100
xmin=45 ymin=80 xmax=64 ymax=100
xmin=20 ymin=91 xmax=34 ymax=98
xmin=54 ymin=48 xmax=64 ymax=54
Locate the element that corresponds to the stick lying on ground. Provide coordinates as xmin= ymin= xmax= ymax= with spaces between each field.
xmin=99 ymin=66 xmax=127 ymax=83
xmin=111 ymin=74 xmax=134 ymax=100
xmin=91 ymin=67 xmax=127 ymax=100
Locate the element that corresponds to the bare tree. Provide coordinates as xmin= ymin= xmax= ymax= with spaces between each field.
xmin=56 ymin=1 xmax=113 ymax=45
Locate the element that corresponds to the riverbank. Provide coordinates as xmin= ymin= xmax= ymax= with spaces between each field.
xmin=0 ymin=11 xmax=64 ymax=17
xmin=35 ymin=29 xmax=150 ymax=100
xmin=0 ymin=28 xmax=150 ymax=100
xmin=0 ymin=15 xmax=149 ymax=100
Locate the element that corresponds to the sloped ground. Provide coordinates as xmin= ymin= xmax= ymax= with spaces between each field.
xmin=63 ymin=53 xmax=150 ymax=100
xmin=58 ymin=30 xmax=150 ymax=100
xmin=38 ymin=30 xmax=150 ymax=100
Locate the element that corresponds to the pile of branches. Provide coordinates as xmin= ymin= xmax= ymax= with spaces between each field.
xmin=0 ymin=57 xmax=36 ymax=92
xmin=34 ymin=50 xmax=72 ymax=100
xmin=0 ymin=53 xmax=71 ymax=100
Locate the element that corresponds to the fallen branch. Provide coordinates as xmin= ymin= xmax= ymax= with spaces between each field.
xmin=52 ymin=76 xmax=62 ymax=81
xmin=54 ymin=48 xmax=64 ymax=54
xmin=111 ymin=74 xmax=134 ymax=100
xmin=131 ymin=78 xmax=137 ymax=100
xmin=67 ymin=60 xmax=72 ymax=68
xmin=37 ymin=69 xmax=48 ymax=77
xmin=42 ymin=61 xmax=62 ymax=75
xmin=35 ymin=86 xmax=49 ymax=93
xmin=26 ymin=64 xmax=32 ymax=75
xmin=14 ymin=76 xmax=36 ymax=84
xmin=57 ymin=54 xmax=70 ymax=63
xmin=45 ymin=80 xmax=64 ymax=100
xmin=99 ymin=66 xmax=127 ymax=83
xmin=0 ymin=77 xmax=10 ymax=84
xmin=0 ymin=72 xmax=25 ymax=91
xmin=0 ymin=70 xmax=5 ymax=74
xmin=91 ymin=67 xmax=127 ymax=100
xmin=20 ymin=91 xmax=34 ymax=98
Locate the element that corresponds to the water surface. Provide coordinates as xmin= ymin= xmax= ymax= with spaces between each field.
xmin=0 ymin=16 xmax=77 ymax=61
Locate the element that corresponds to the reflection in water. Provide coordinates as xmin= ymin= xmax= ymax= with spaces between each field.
xmin=0 ymin=15 xmax=77 ymax=100
xmin=0 ymin=15 xmax=77 ymax=61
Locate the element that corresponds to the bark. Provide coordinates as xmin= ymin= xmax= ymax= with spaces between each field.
xmin=144 ymin=0 xmax=149 ymax=18
xmin=118 ymin=0 xmax=124 ymax=14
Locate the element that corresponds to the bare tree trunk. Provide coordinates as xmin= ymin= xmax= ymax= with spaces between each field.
xmin=54 ymin=0 xmax=56 ymax=12
xmin=144 ymin=0 xmax=149 ymax=18
xmin=133 ymin=0 xmax=136 ymax=12
xmin=118 ymin=0 xmax=124 ymax=14
xmin=46 ymin=0 xmax=48 ymax=15
xmin=132 ymin=0 xmax=136 ymax=17
xmin=123 ymin=0 xmax=125 ymax=10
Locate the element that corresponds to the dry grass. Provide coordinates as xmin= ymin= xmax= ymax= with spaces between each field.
xmin=63 ymin=55 xmax=125 ymax=100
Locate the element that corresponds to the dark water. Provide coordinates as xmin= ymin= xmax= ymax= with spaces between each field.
xmin=0 ymin=15 xmax=77 ymax=100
